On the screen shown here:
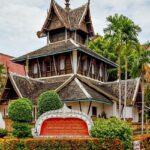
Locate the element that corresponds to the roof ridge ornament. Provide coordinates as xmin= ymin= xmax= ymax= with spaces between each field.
xmin=65 ymin=0 xmax=70 ymax=11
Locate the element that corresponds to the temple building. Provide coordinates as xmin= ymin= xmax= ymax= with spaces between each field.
xmin=0 ymin=0 xmax=142 ymax=122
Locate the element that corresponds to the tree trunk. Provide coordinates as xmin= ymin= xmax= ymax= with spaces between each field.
xmin=124 ymin=57 xmax=128 ymax=120
xmin=141 ymin=76 xmax=145 ymax=135
xmin=118 ymin=57 xmax=122 ymax=119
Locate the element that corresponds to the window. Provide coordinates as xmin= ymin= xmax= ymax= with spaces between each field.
xmin=92 ymin=64 xmax=95 ymax=75
xmin=33 ymin=63 xmax=38 ymax=74
xmin=68 ymin=106 xmax=72 ymax=109
xmin=92 ymin=106 xmax=97 ymax=116
xmin=44 ymin=59 xmax=51 ymax=72
xmin=83 ymin=59 xmax=87 ymax=71
xmin=99 ymin=64 xmax=103 ymax=78
xmin=42 ymin=61 xmax=46 ymax=72
xmin=60 ymin=58 xmax=65 ymax=70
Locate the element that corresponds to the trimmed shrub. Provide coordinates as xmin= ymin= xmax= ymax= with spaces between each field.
xmin=38 ymin=91 xmax=63 ymax=116
xmin=0 ymin=138 xmax=124 ymax=150
xmin=12 ymin=122 xmax=32 ymax=138
xmin=90 ymin=118 xmax=132 ymax=149
xmin=0 ymin=128 xmax=7 ymax=138
xmin=8 ymin=98 xmax=32 ymax=122
xmin=22 ymin=98 xmax=33 ymax=109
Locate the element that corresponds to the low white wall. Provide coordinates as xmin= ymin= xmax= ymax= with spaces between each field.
xmin=122 ymin=106 xmax=139 ymax=122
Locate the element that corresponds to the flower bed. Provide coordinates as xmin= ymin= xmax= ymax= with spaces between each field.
xmin=133 ymin=134 xmax=150 ymax=149
xmin=0 ymin=138 xmax=124 ymax=150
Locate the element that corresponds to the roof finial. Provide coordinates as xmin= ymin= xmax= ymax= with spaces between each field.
xmin=65 ymin=0 xmax=70 ymax=11
xmin=88 ymin=0 xmax=90 ymax=5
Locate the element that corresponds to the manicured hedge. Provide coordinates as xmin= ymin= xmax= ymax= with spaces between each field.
xmin=91 ymin=118 xmax=132 ymax=149
xmin=0 ymin=138 xmax=124 ymax=150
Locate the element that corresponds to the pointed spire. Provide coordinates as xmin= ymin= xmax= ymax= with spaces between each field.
xmin=88 ymin=0 xmax=90 ymax=5
xmin=65 ymin=0 xmax=70 ymax=11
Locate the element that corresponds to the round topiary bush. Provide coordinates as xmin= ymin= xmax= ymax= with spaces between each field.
xmin=38 ymin=91 xmax=63 ymax=116
xmin=22 ymin=98 xmax=33 ymax=109
xmin=8 ymin=98 xmax=32 ymax=122
xmin=90 ymin=118 xmax=132 ymax=149
xmin=12 ymin=122 xmax=32 ymax=138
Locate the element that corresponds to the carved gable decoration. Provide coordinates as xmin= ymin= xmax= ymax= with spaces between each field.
xmin=80 ymin=20 xmax=88 ymax=33
xmin=32 ymin=105 xmax=93 ymax=137
xmin=37 ymin=1 xmax=95 ymax=38
xmin=48 ymin=11 xmax=64 ymax=30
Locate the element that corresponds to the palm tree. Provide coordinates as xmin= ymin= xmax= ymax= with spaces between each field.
xmin=131 ymin=45 xmax=150 ymax=134
xmin=104 ymin=14 xmax=141 ymax=119
xmin=122 ymin=41 xmax=137 ymax=119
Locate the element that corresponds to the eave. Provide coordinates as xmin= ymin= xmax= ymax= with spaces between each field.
xmin=77 ymin=48 xmax=117 ymax=67
xmin=63 ymin=98 xmax=113 ymax=105
xmin=13 ymin=48 xmax=117 ymax=68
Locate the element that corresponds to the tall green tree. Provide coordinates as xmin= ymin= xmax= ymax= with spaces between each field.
xmin=104 ymin=14 xmax=141 ymax=119
xmin=131 ymin=45 xmax=150 ymax=134
xmin=88 ymin=35 xmax=118 ymax=81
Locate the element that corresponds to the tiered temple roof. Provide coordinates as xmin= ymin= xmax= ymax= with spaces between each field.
xmin=0 ymin=72 xmax=141 ymax=106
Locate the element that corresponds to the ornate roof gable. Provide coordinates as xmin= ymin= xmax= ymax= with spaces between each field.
xmin=37 ymin=0 xmax=94 ymax=38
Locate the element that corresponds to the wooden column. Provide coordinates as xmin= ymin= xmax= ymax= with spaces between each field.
xmin=65 ymin=28 xmax=68 ymax=42
xmin=87 ymin=101 xmax=92 ymax=115
xmin=37 ymin=58 xmax=41 ymax=78
xmin=47 ymin=32 xmax=50 ymax=45
xmin=113 ymin=101 xmax=117 ymax=117
xmin=72 ymin=50 xmax=78 ymax=74
xmin=53 ymin=56 xmax=57 ymax=75
xmin=79 ymin=101 xmax=82 ymax=112
xmin=25 ymin=55 xmax=29 ymax=77
xmin=74 ymin=30 xmax=77 ymax=43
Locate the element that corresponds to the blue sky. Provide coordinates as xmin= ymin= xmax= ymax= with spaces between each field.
xmin=0 ymin=0 xmax=150 ymax=57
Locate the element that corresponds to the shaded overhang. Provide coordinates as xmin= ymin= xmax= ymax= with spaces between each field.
xmin=63 ymin=98 xmax=113 ymax=105
xmin=12 ymin=48 xmax=117 ymax=68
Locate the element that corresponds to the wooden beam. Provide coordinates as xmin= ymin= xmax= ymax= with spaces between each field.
xmin=72 ymin=50 xmax=78 ymax=74
xmin=53 ymin=56 xmax=57 ymax=75
xmin=37 ymin=58 xmax=41 ymax=78
xmin=77 ymin=54 xmax=81 ymax=73
xmin=65 ymin=28 xmax=67 ymax=42
xmin=9 ymin=73 xmax=23 ymax=98
xmin=47 ymin=32 xmax=50 ymax=45
xmin=25 ymin=55 xmax=29 ymax=76
xmin=87 ymin=59 xmax=92 ymax=77
xmin=97 ymin=65 xmax=101 ymax=80
xmin=74 ymin=30 xmax=77 ymax=43
xmin=87 ymin=101 xmax=92 ymax=115
xmin=77 ymin=74 xmax=118 ymax=101
xmin=79 ymin=101 xmax=82 ymax=112
xmin=75 ymin=78 xmax=92 ymax=98
xmin=70 ymin=53 xmax=73 ymax=73
xmin=55 ymin=75 xmax=75 ymax=92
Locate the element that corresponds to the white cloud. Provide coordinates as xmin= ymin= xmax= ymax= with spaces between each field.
xmin=0 ymin=0 xmax=150 ymax=57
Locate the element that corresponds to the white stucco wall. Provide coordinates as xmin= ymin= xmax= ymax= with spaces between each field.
xmin=123 ymin=107 xmax=133 ymax=119
xmin=0 ymin=105 xmax=8 ymax=117
xmin=0 ymin=105 xmax=6 ymax=129
xmin=66 ymin=102 xmax=113 ymax=118
xmin=66 ymin=102 xmax=139 ymax=122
